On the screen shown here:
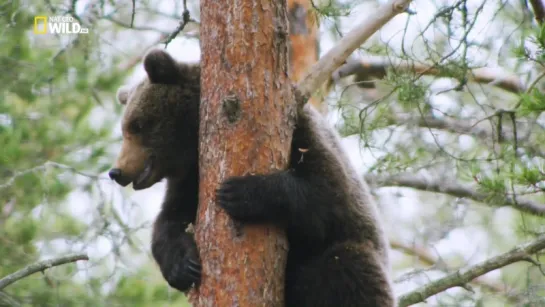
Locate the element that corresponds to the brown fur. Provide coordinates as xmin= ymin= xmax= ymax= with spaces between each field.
xmin=110 ymin=49 xmax=395 ymax=307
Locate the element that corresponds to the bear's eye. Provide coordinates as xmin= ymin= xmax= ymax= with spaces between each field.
xmin=128 ymin=119 xmax=144 ymax=134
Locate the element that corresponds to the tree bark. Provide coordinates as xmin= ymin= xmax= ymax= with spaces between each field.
xmin=287 ymin=0 xmax=322 ymax=111
xmin=191 ymin=1 xmax=292 ymax=306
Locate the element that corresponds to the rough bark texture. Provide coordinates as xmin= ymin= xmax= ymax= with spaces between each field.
xmin=287 ymin=0 xmax=322 ymax=111
xmin=191 ymin=1 xmax=293 ymax=306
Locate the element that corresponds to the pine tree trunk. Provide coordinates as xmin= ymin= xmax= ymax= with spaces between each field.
xmin=191 ymin=1 xmax=292 ymax=306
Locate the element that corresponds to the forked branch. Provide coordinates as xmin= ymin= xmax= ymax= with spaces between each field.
xmin=295 ymin=0 xmax=413 ymax=106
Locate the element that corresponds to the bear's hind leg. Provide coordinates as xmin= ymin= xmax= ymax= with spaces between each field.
xmin=151 ymin=231 xmax=201 ymax=292
xmin=285 ymin=242 xmax=395 ymax=307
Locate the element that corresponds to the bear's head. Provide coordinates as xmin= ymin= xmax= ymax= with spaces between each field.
xmin=109 ymin=49 xmax=200 ymax=190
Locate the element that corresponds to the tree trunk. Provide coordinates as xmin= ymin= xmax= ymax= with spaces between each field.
xmin=287 ymin=0 xmax=322 ymax=112
xmin=191 ymin=1 xmax=292 ymax=306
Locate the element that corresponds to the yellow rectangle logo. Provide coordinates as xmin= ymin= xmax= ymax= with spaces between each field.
xmin=34 ymin=16 xmax=47 ymax=34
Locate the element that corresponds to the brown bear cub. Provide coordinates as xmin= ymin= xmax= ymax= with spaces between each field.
xmin=110 ymin=49 xmax=395 ymax=307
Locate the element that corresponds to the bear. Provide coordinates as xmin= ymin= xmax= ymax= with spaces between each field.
xmin=109 ymin=49 xmax=395 ymax=307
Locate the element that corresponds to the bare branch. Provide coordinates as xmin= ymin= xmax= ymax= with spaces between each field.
xmin=390 ymin=239 xmax=516 ymax=301
xmin=529 ymin=0 xmax=545 ymax=25
xmin=0 ymin=253 xmax=89 ymax=290
xmin=390 ymin=238 xmax=438 ymax=267
xmin=366 ymin=173 xmax=545 ymax=216
xmin=381 ymin=113 xmax=545 ymax=158
xmin=397 ymin=235 xmax=545 ymax=306
xmin=295 ymin=0 xmax=413 ymax=105
xmin=130 ymin=0 xmax=136 ymax=27
xmin=331 ymin=56 xmax=524 ymax=94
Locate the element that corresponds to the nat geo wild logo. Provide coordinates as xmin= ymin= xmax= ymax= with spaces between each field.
xmin=33 ymin=16 xmax=89 ymax=35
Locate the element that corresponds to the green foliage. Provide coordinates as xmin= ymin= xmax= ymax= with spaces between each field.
xmin=2 ymin=0 xmax=545 ymax=305
xmin=518 ymin=88 xmax=545 ymax=116
xmin=309 ymin=0 xmax=351 ymax=18
xmin=108 ymin=275 xmax=189 ymax=306
xmin=517 ymin=167 xmax=545 ymax=186
xmin=386 ymin=72 xmax=428 ymax=112
xmin=334 ymin=1 xmax=545 ymax=304
xmin=436 ymin=60 xmax=469 ymax=84
xmin=0 ymin=2 xmax=186 ymax=306
xmin=476 ymin=175 xmax=506 ymax=196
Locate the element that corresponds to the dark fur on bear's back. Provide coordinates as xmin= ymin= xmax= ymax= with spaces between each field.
xmin=111 ymin=49 xmax=395 ymax=307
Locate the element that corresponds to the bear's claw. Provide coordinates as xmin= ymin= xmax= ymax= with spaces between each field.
xmin=166 ymin=255 xmax=201 ymax=291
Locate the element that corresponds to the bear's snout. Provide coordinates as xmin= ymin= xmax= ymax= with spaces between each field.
xmin=109 ymin=168 xmax=131 ymax=187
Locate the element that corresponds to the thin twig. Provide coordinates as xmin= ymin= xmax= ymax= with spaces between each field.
xmin=397 ymin=235 xmax=545 ymax=306
xmin=0 ymin=253 xmax=89 ymax=290
xmin=131 ymin=0 xmax=136 ymax=27
xmin=163 ymin=0 xmax=193 ymax=47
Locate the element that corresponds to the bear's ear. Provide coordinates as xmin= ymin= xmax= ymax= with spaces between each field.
xmin=116 ymin=86 xmax=130 ymax=105
xmin=143 ymin=49 xmax=180 ymax=84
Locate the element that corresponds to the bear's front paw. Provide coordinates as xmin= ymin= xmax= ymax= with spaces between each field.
xmin=216 ymin=176 xmax=258 ymax=220
xmin=165 ymin=254 xmax=202 ymax=292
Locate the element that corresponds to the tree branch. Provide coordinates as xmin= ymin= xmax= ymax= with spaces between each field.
xmin=0 ymin=253 xmax=89 ymax=290
xmin=397 ymin=235 xmax=545 ymax=306
xmin=529 ymin=0 xmax=545 ymax=25
xmin=295 ymin=0 xmax=413 ymax=105
xmin=381 ymin=113 xmax=545 ymax=158
xmin=365 ymin=173 xmax=545 ymax=216
xmin=390 ymin=239 xmax=515 ymax=301
xmin=390 ymin=238 xmax=438 ymax=267
xmin=331 ymin=56 xmax=524 ymax=94
xmin=162 ymin=0 xmax=194 ymax=47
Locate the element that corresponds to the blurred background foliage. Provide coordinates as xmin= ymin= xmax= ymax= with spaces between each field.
xmin=1 ymin=0 xmax=190 ymax=306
